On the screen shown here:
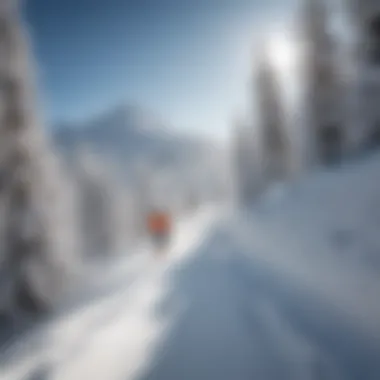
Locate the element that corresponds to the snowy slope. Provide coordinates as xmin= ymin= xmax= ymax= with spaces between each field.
xmin=233 ymin=150 xmax=380 ymax=320
xmin=134 ymin=151 xmax=380 ymax=380
xmin=0 ymin=207 xmax=219 ymax=380
xmin=3 ymin=153 xmax=380 ymax=380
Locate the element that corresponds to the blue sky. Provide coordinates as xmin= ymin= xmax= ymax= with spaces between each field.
xmin=24 ymin=0 xmax=295 ymax=139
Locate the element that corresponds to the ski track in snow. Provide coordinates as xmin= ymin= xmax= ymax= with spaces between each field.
xmin=0 ymin=207 xmax=218 ymax=380
xmin=3 ymin=154 xmax=380 ymax=380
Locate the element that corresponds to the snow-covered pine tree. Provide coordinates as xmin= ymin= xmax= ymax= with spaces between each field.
xmin=231 ymin=118 xmax=258 ymax=206
xmin=255 ymin=45 xmax=290 ymax=187
xmin=344 ymin=0 xmax=380 ymax=150
xmin=231 ymin=121 xmax=246 ymax=206
xmin=72 ymin=148 xmax=126 ymax=257
xmin=300 ymin=0 xmax=344 ymax=165
xmin=134 ymin=163 xmax=154 ymax=237
xmin=0 ymin=0 xmax=79 ymax=316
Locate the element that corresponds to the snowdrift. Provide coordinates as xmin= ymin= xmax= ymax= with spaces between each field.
xmin=230 ymin=150 xmax=380 ymax=338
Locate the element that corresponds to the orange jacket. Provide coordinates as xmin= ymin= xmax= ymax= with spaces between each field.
xmin=147 ymin=212 xmax=171 ymax=234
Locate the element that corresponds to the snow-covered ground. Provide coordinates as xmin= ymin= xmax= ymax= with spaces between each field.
xmin=3 ymin=152 xmax=380 ymax=380
xmin=0 ymin=206 xmax=219 ymax=380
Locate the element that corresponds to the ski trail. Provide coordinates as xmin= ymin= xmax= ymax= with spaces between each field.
xmin=0 ymin=206 xmax=219 ymax=380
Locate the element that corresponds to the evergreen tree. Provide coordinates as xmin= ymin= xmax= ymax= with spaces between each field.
xmin=73 ymin=149 xmax=126 ymax=257
xmin=300 ymin=0 xmax=344 ymax=165
xmin=255 ymin=45 xmax=290 ymax=187
xmin=0 ymin=0 xmax=79 ymax=316
xmin=231 ymin=118 xmax=258 ymax=206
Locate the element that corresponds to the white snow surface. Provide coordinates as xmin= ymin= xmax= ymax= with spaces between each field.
xmin=2 ymin=152 xmax=380 ymax=380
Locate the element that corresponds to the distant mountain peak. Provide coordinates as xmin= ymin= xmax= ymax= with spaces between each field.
xmin=54 ymin=103 xmax=206 ymax=163
xmin=53 ymin=103 xmax=226 ymax=199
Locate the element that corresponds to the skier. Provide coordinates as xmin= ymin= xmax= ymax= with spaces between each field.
xmin=147 ymin=209 xmax=172 ymax=255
